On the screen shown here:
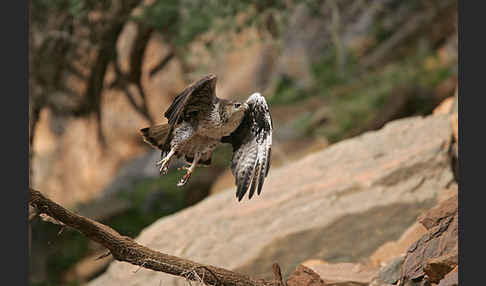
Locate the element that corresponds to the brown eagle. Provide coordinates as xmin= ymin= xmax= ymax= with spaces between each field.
xmin=139 ymin=74 xmax=273 ymax=201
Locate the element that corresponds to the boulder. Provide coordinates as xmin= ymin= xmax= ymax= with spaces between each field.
xmin=374 ymin=255 xmax=406 ymax=285
xmin=418 ymin=195 xmax=458 ymax=230
xmin=89 ymin=114 xmax=454 ymax=286
xmin=432 ymin=97 xmax=455 ymax=115
xmin=369 ymin=222 xmax=427 ymax=267
xmin=399 ymin=195 xmax=458 ymax=286
xmin=437 ymin=266 xmax=458 ymax=286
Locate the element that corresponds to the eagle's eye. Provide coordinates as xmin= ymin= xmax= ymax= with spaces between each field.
xmin=234 ymin=103 xmax=241 ymax=109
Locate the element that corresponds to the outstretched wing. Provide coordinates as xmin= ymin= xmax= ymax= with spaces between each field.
xmin=140 ymin=74 xmax=217 ymax=153
xmin=164 ymin=73 xmax=217 ymax=127
xmin=153 ymin=73 xmax=216 ymax=152
xmin=223 ymin=93 xmax=273 ymax=201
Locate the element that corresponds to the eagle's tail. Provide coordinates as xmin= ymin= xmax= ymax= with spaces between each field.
xmin=139 ymin=124 xmax=171 ymax=150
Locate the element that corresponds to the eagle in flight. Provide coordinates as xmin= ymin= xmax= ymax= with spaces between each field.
xmin=140 ymin=74 xmax=273 ymax=201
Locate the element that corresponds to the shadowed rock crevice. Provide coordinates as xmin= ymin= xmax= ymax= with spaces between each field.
xmin=234 ymin=201 xmax=434 ymax=279
xmin=374 ymin=160 xmax=449 ymax=188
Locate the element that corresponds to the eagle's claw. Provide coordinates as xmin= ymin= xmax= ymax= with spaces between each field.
xmin=177 ymin=173 xmax=192 ymax=187
xmin=156 ymin=158 xmax=170 ymax=175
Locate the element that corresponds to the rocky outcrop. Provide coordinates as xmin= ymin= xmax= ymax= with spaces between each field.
xmin=398 ymin=194 xmax=458 ymax=286
xmin=89 ymin=114 xmax=454 ymax=286
xmin=285 ymin=188 xmax=459 ymax=286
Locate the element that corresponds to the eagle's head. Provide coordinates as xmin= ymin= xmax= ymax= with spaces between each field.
xmin=220 ymin=100 xmax=248 ymax=127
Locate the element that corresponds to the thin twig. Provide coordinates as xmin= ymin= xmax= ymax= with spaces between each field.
xmin=272 ymin=264 xmax=285 ymax=286
xmin=149 ymin=52 xmax=175 ymax=77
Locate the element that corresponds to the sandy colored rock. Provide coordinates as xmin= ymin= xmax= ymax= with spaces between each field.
xmin=433 ymin=97 xmax=454 ymax=115
xmin=31 ymin=106 xmax=148 ymax=206
xmin=373 ymin=255 xmax=405 ymax=285
xmin=418 ymin=195 xmax=458 ymax=230
xmin=369 ymin=187 xmax=457 ymax=268
xmin=423 ymin=251 xmax=458 ymax=283
xmin=450 ymin=113 xmax=458 ymax=143
xmin=210 ymin=137 xmax=329 ymax=195
xmin=64 ymin=251 xmax=114 ymax=283
xmin=301 ymin=260 xmax=377 ymax=285
xmin=437 ymin=266 xmax=458 ymax=286
xmin=370 ymin=222 xmax=427 ymax=266
xmin=90 ymin=114 xmax=453 ymax=286
xmin=437 ymin=183 xmax=458 ymax=204
xmin=399 ymin=195 xmax=458 ymax=286
xmin=210 ymin=169 xmax=237 ymax=195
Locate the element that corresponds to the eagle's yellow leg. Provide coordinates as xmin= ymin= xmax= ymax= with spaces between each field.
xmin=156 ymin=148 xmax=176 ymax=175
xmin=177 ymin=152 xmax=201 ymax=187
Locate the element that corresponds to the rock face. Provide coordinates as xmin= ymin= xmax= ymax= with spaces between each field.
xmin=399 ymin=195 xmax=458 ymax=286
xmin=89 ymin=114 xmax=454 ymax=286
xmin=369 ymin=222 xmax=427 ymax=267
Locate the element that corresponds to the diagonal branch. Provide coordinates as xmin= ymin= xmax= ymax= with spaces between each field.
xmin=110 ymin=23 xmax=155 ymax=125
xmin=149 ymin=51 xmax=175 ymax=77
xmin=29 ymin=188 xmax=276 ymax=286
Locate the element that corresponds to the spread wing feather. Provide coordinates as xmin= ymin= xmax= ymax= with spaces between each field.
xmin=223 ymin=93 xmax=273 ymax=201
xmin=164 ymin=74 xmax=216 ymax=126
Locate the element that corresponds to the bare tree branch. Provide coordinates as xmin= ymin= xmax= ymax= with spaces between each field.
xmin=272 ymin=264 xmax=285 ymax=286
xmin=110 ymin=23 xmax=155 ymax=125
xmin=149 ymin=51 xmax=175 ymax=77
xmin=360 ymin=0 xmax=457 ymax=69
xmin=29 ymin=188 xmax=277 ymax=286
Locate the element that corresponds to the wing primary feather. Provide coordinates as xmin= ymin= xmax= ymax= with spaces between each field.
xmin=252 ymin=139 xmax=267 ymax=197
xmin=241 ymin=166 xmax=254 ymax=200
xmin=257 ymin=147 xmax=267 ymax=196
xmin=226 ymin=92 xmax=273 ymax=201
xmin=238 ymin=142 xmax=258 ymax=201
xmin=248 ymin=160 xmax=261 ymax=200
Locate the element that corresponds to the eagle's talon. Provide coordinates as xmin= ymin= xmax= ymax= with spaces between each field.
xmin=156 ymin=152 xmax=174 ymax=176
xmin=159 ymin=165 xmax=169 ymax=175
xmin=176 ymin=173 xmax=191 ymax=187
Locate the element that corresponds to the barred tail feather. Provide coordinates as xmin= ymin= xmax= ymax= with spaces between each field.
xmin=139 ymin=124 xmax=171 ymax=150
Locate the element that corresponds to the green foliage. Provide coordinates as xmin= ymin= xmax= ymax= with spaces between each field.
xmin=111 ymin=173 xmax=187 ymax=236
xmin=47 ymin=232 xmax=88 ymax=272
xmin=311 ymin=46 xmax=359 ymax=91
xmin=317 ymin=55 xmax=453 ymax=141
xmin=137 ymin=0 xmax=293 ymax=47
xmin=32 ymin=0 xmax=91 ymax=20
xmin=276 ymin=43 xmax=455 ymax=142
xmin=67 ymin=0 xmax=85 ymax=17
xmin=29 ymin=220 xmax=90 ymax=286
xmin=268 ymin=75 xmax=309 ymax=105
